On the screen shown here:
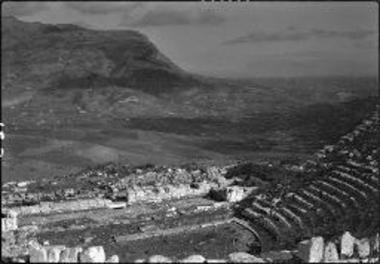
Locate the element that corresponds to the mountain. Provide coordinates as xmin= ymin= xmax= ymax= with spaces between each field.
xmin=2 ymin=16 xmax=199 ymax=96
xmin=2 ymin=16 xmax=378 ymax=131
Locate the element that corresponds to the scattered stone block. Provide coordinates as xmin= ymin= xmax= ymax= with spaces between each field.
xmin=134 ymin=259 xmax=145 ymax=263
xmin=105 ymin=255 xmax=119 ymax=263
xmin=1 ymin=216 xmax=18 ymax=232
xmin=355 ymin=238 xmax=371 ymax=258
xmin=107 ymin=201 xmax=127 ymax=209
xmin=341 ymin=231 xmax=356 ymax=258
xmin=59 ymin=247 xmax=83 ymax=262
xmin=228 ymin=252 xmax=266 ymax=263
xmin=17 ymin=181 xmax=29 ymax=188
xmin=47 ymin=246 xmax=65 ymax=262
xmin=226 ymin=186 xmax=247 ymax=203
xmin=180 ymin=254 xmax=206 ymax=263
xmin=209 ymin=186 xmax=249 ymax=203
xmin=324 ymin=242 xmax=339 ymax=262
xmin=79 ymin=246 xmax=106 ymax=263
xmin=63 ymin=188 xmax=75 ymax=197
xmin=29 ymin=242 xmax=48 ymax=263
xmin=297 ymin=236 xmax=324 ymax=262
xmin=260 ymin=250 xmax=293 ymax=261
xmin=12 ymin=257 xmax=27 ymax=263
xmin=148 ymin=255 xmax=172 ymax=263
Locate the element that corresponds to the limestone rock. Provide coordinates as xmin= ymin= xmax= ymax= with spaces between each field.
xmin=341 ymin=231 xmax=356 ymax=258
xmin=148 ymin=255 xmax=172 ymax=263
xmin=297 ymin=236 xmax=324 ymax=262
xmin=106 ymin=255 xmax=119 ymax=263
xmin=12 ymin=257 xmax=27 ymax=263
xmin=47 ymin=246 xmax=65 ymax=263
xmin=228 ymin=252 xmax=266 ymax=263
xmin=80 ymin=246 xmax=106 ymax=263
xmin=107 ymin=201 xmax=127 ymax=209
xmin=260 ymin=250 xmax=293 ymax=261
xmin=355 ymin=238 xmax=371 ymax=258
xmin=1 ymin=217 xmax=18 ymax=232
xmin=59 ymin=247 xmax=83 ymax=262
xmin=324 ymin=242 xmax=339 ymax=262
xmin=226 ymin=186 xmax=246 ymax=203
xmin=29 ymin=242 xmax=47 ymax=263
xmin=180 ymin=254 xmax=206 ymax=263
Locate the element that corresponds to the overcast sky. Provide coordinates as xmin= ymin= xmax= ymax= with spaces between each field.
xmin=2 ymin=1 xmax=378 ymax=78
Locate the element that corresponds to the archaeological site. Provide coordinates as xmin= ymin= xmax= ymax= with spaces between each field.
xmin=2 ymin=2 xmax=379 ymax=263
xmin=2 ymin=106 xmax=379 ymax=262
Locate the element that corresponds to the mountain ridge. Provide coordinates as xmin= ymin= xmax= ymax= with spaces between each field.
xmin=2 ymin=17 xmax=378 ymax=130
xmin=2 ymin=15 xmax=200 ymax=96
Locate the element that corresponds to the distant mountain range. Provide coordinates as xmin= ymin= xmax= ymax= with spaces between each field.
xmin=2 ymin=16 xmax=378 ymax=131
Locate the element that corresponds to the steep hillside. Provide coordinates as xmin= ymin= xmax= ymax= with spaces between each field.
xmin=1 ymin=16 xmax=212 ymax=130
xmin=2 ymin=16 xmax=198 ymax=96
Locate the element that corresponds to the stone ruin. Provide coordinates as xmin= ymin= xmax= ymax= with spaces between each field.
xmin=232 ymin=106 xmax=379 ymax=252
xmin=26 ymin=241 xmax=119 ymax=263
xmin=136 ymin=231 xmax=379 ymax=263
xmin=2 ymin=164 xmax=253 ymax=217
xmin=1 ymin=208 xmax=18 ymax=232
xmin=2 ymin=226 xmax=379 ymax=263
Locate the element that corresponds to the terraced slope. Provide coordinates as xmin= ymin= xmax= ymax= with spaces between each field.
xmin=236 ymin=106 xmax=379 ymax=252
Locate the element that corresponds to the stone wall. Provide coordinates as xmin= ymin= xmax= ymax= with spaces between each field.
xmin=5 ymin=181 xmax=227 ymax=216
xmin=126 ymin=181 xmax=218 ymax=204
xmin=2 ymin=166 xmax=234 ymax=214
xmin=8 ymin=198 xmax=113 ymax=216
xmin=3 ymin=171 xmax=240 ymax=216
